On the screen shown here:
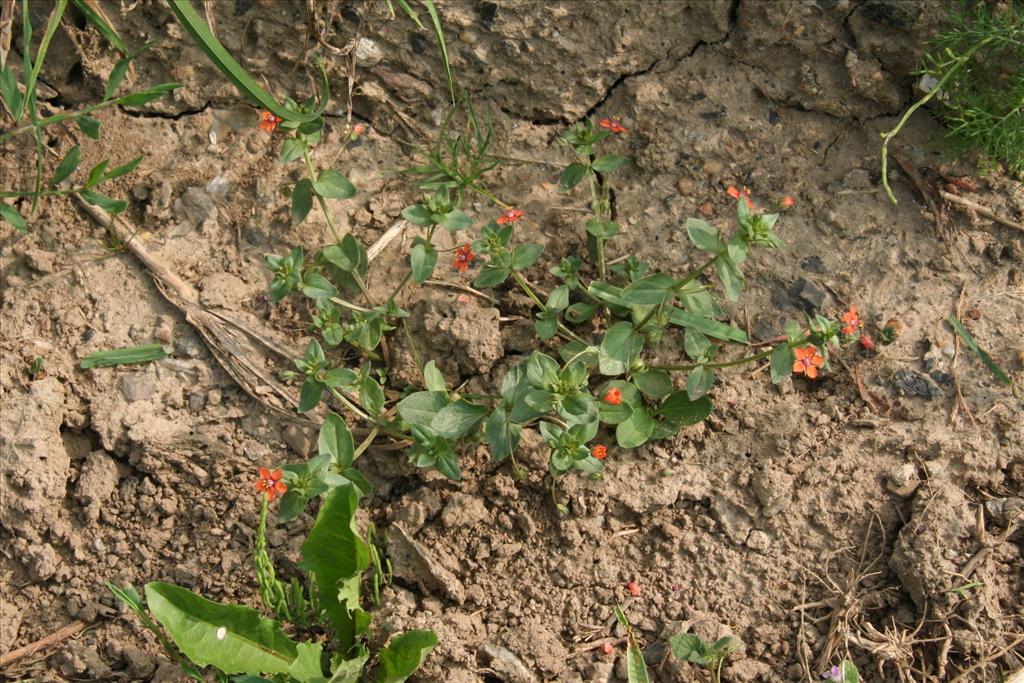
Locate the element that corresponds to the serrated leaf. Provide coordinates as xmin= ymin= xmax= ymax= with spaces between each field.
xmin=50 ymin=146 xmax=81 ymax=186
xmin=376 ymin=630 xmax=438 ymax=683
xmin=144 ymin=582 xmax=298 ymax=675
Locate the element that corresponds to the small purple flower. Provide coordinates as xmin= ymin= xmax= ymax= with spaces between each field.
xmin=822 ymin=666 xmax=841 ymax=682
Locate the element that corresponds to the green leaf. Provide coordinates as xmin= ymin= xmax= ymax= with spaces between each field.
xmin=626 ymin=642 xmax=650 ymax=683
xmin=72 ymin=0 xmax=130 ymax=55
xmin=167 ymin=0 xmax=327 ymax=123
xmin=585 ymin=219 xmax=619 ymax=239
xmin=657 ymin=391 xmax=713 ymax=428
xmin=714 ymin=256 xmax=744 ymax=301
xmin=633 ymin=370 xmax=673 ymax=399
xmin=511 ymin=243 xmax=544 ymax=270
xmin=622 ymin=273 xmax=676 ymax=306
xmin=473 ymin=264 xmax=510 ymax=288
xmin=50 ymin=146 xmax=81 ymax=186
xmin=440 ymin=208 xmax=472 ymax=232
xmin=565 ymin=302 xmax=598 ymax=324
xmin=280 ymin=138 xmax=306 ymax=164
xmin=397 ymin=391 xmax=449 ymax=427
xmin=592 ymin=154 xmax=627 ymax=173
xmin=80 ymin=343 xmax=165 ymax=368
xmin=686 ymin=366 xmax=714 ymax=400
xmin=319 ymin=412 xmax=354 ymax=470
xmin=770 ymin=344 xmax=794 ymax=384
xmin=686 ymin=218 xmax=724 ymax=253
xmin=534 ymin=311 xmax=559 ymax=341
xmin=1 ymin=66 xmax=23 ymax=120
xmin=616 ymin=407 xmax=655 ymax=448
xmin=76 ymin=115 xmax=102 ymax=139
xmin=292 ymin=179 xmax=314 ymax=225
xmin=300 ymin=485 xmax=369 ymax=650
xmin=315 ymin=169 xmax=356 ymax=199
xmin=546 ymin=285 xmax=570 ymax=311
xmin=431 ymin=399 xmax=488 ymax=439
xmin=298 ymin=378 xmax=325 ymax=413
xmin=301 ymin=272 xmax=336 ymax=300
xmin=144 ymin=582 xmax=298 ymax=675
xmin=485 ymin=410 xmax=520 ymax=462
xmin=559 ymin=162 xmax=588 ymax=191
xmin=668 ymin=633 xmax=705 ymax=664
xmin=0 ymin=205 xmax=28 ymax=233
xmin=359 ymin=375 xmax=385 ymax=415
xmin=329 ymin=652 xmax=369 ymax=683
xmin=289 ymin=642 xmax=327 ymax=682
xmin=841 ymin=659 xmax=861 ymax=683
xmin=410 ymin=242 xmax=437 ymax=284
xmin=79 ymin=189 xmax=128 ymax=214
xmin=376 ymin=630 xmax=438 ymax=683
xmin=597 ymin=381 xmax=636 ymax=425
xmin=86 ymin=160 xmax=110 ymax=188
xmin=401 ymin=204 xmax=433 ymax=227
xmin=422 ymin=360 xmax=447 ymax=392
xmin=322 ymin=234 xmax=368 ymax=276
xmin=104 ymin=58 xmax=132 ymax=101
xmin=116 ymin=82 xmax=181 ymax=107
xmin=526 ymin=352 xmax=561 ymax=389
xmin=948 ymin=315 xmax=1012 ymax=386
xmin=323 ymin=367 xmax=356 ymax=388
xmin=669 ymin=309 xmax=748 ymax=343
xmin=599 ymin=322 xmax=643 ymax=376
xmin=683 ymin=328 xmax=713 ymax=360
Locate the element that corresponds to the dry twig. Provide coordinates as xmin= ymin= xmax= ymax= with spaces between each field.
xmin=0 ymin=620 xmax=90 ymax=667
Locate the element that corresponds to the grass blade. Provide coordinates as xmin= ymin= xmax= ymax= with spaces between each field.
xmin=948 ymin=315 xmax=1012 ymax=386
xmin=167 ymin=0 xmax=327 ymax=123
xmin=80 ymin=343 xmax=167 ymax=368
xmin=421 ymin=0 xmax=455 ymax=106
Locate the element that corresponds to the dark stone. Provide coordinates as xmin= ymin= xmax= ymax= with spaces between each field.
xmin=862 ymin=0 xmax=920 ymax=29
xmin=233 ymin=0 xmax=253 ymax=15
xmin=929 ymin=370 xmax=954 ymax=387
xmin=786 ymin=277 xmax=826 ymax=313
xmin=643 ymin=641 xmax=668 ymax=667
xmin=800 ymin=255 xmax=826 ymax=274
xmin=408 ymin=31 xmax=429 ymax=54
xmin=892 ymin=369 xmax=937 ymax=399
xmin=475 ymin=2 xmax=498 ymax=28
xmin=768 ymin=109 xmax=779 ymax=124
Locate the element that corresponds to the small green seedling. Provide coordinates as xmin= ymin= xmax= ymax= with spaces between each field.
xmin=669 ymin=632 xmax=742 ymax=683
xmin=823 ymin=659 xmax=861 ymax=682
xmin=613 ymin=606 xmax=650 ymax=683
xmin=26 ymin=357 xmax=45 ymax=380
xmin=80 ymin=344 xmax=167 ymax=369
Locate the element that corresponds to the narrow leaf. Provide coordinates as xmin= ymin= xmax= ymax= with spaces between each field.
xmin=948 ymin=315 xmax=1011 ymax=386
xmin=50 ymin=146 xmax=81 ymax=186
xmin=80 ymin=343 xmax=166 ymax=368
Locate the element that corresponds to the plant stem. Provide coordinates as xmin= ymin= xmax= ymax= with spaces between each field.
xmin=327 ymin=386 xmax=371 ymax=421
xmin=0 ymin=98 xmax=120 ymax=143
xmin=676 ymin=253 xmax=721 ymax=291
xmin=511 ymin=271 xmax=588 ymax=344
xmin=650 ymin=347 xmax=774 ymax=372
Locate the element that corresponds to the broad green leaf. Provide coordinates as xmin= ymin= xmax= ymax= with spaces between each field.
xmin=401 ymin=204 xmax=433 ymax=227
xmin=559 ymin=162 xmax=588 ymax=191
xmin=669 ymin=309 xmax=748 ymax=343
xmin=289 ymin=641 xmax=327 ymax=682
xmin=0 ymin=205 xmax=28 ymax=233
xmin=657 ymin=391 xmax=713 ymax=428
xmin=565 ymin=302 xmax=598 ymax=324
xmin=422 ymin=360 xmax=447 ymax=392
xmin=616 ymin=407 xmax=655 ymax=448
xmin=319 ymin=412 xmax=354 ymax=469
xmin=376 ymin=630 xmax=438 ymax=683
xmin=322 ymin=234 xmax=368 ymax=276
xmin=485 ymin=410 xmax=520 ymax=462
xmin=526 ymin=352 xmax=560 ymax=389
xmin=685 ymin=218 xmax=724 ymax=252
xmin=359 ymin=375 xmax=384 ymax=415
xmin=592 ymin=154 xmax=627 ymax=173
xmin=315 ymin=169 xmax=356 ymax=199
xmin=280 ymin=138 xmax=306 ymax=164
xmin=683 ymin=328 xmax=713 ymax=360
xmin=329 ymin=652 xmax=369 ymax=683
xmin=686 ymin=366 xmax=714 ymax=400
xmin=714 ymin=256 xmax=744 ymax=301
xmin=410 ymin=242 xmax=437 ymax=284
xmin=626 ymin=642 xmax=650 ymax=683
xmin=397 ymin=391 xmax=449 ymax=427
xmin=298 ymin=378 xmax=325 ymax=413
xmin=300 ymin=485 xmax=369 ymax=650
xmin=323 ymin=367 xmax=356 ymax=388
xmin=301 ymin=272 xmax=337 ymax=300
xmin=431 ymin=399 xmax=488 ymax=439
xmin=80 ymin=343 xmax=166 ymax=368
xmin=50 ymin=146 xmax=81 ymax=186
xmin=546 ymin=285 xmax=570 ymax=312
xmin=511 ymin=243 xmax=543 ymax=270
xmin=534 ymin=311 xmax=559 ymax=341
xmin=770 ymin=344 xmax=794 ymax=384
xmin=292 ymin=180 xmax=314 ymax=225
xmin=76 ymin=115 xmax=102 ymax=139
xmin=585 ymin=219 xmax=619 ymax=239
xmin=599 ymin=322 xmax=643 ymax=376
xmin=669 ymin=633 xmax=705 ymax=664
xmin=144 ymin=582 xmax=298 ymax=675
xmin=948 ymin=315 xmax=1012 ymax=386
xmin=633 ymin=370 xmax=673 ymax=399
xmin=622 ymin=273 xmax=676 ymax=306
xmin=597 ymin=380 xmax=636 ymax=425
xmin=473 ymin=264 xmax=510 ymax=288
xmin=841 ymin=660 xmax=861 ymax=683
xmin=440 ymin=208 xmax=472 ymax=232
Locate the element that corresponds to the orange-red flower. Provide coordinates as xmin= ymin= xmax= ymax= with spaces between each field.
xmin=841 ymin=306 xmax=863 ymax=335
xmin=452 ymin=244 xmax=474 ymax=273
xmin=726 ymin=186 xmax=755 ymax=209
xmin=600 ymin=642 xmax=614 ymax=655
xmin=592 ymin=445 xmax=607 ymax=460
xmin=254 ymin=467 xmax=287 ymax=501
xmin=258 ymin=110 xmax=281 ymax=133
xmin=602 ymin=387 xmax=622 ymax=405
xmin=496 ymin=208 xmax=524 ymax=225
xmin=860 ymin=334 xmax=875 ymax=351
xmin=780 ymin=195 xmax=795 ymax=208
xmin=792 ymin=345 xmax=825 ymax=379
xmin=599 ymin=118 xmax=628 ymax=134
xmin=627 ymin=580 xmax=641 ymax=597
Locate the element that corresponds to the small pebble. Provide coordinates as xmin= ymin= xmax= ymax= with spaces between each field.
xmin=698 ymin=202 xmax=714 ymax=217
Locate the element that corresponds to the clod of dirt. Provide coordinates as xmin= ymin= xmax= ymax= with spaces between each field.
xmin=478 ymin=642 xmax=538 ymax=683
xmin=75 ymin=450 xmax=120 ymax=523
xmin=0 ymin=376 xmax=68 ymax=534
xmin=785 ymin=277 xmax=827 ymax=313
xmin=890 ymin=476 xmax=973 ymax=609
xmin=441 ymin=492 xmax=490 ymax=529
xmin=119 ymin=368 xmax=158 ymax=402
xmin=0 ymin=595 xmax=22 ymax=646
xmin=199 ymin=272 xmax=253 ymax=308
xmin=890 ymin=369 xmax=938 ymax=399
xmin=388 ymin=522 xmax=466 ymax=604
xmin=172 ymin=186 xmax=219 ymax=236
xmin=404 ymin=299 xmax=503 ymax=379
xmin=751 ymin=467 xmax=793 ymax=518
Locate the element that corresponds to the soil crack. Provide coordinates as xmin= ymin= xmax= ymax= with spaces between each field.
xmin=116 ymin=101 xmax=211 ymax=121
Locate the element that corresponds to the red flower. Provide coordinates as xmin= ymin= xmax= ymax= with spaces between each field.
xmin=258 ymin=111 xmax=281 ymax=133
xmin=780 ymin=195 xmax=795 ymax=208
xmin=598 ymin=118 xmax=628 ymax=134
xmin=602 ymin=388 xmax=622 ymax=405
xmin=626 ymin=581 xmax=641 ymax=597
xmin=860 ymin=334 xmax=875 ymax=351
xmin=792 ymin=345 xmax=825 ymax=379
xmin=727 ymin=186 xmax=755 ymax=210
xmin=600 ymin=642 xmax=614 ymax=655
xmin=592 ymin=445 xmax=607 ymax=460
xmin=452 ymin=244 xmax=474 ymax=273
xmin=254 ymin=467 xmax=287 ymax=501
xmin=841 ymin=306 xmax=863 ymax=335
xmin=496 ymin=209 xmax=524 ymax=225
